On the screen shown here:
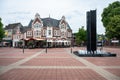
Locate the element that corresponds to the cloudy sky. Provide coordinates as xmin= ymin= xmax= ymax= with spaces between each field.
xmin=0 ymin=0 xmax=116 ymax=34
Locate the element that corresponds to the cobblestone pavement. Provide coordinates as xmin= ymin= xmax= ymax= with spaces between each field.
xmin=0 ymin=47 xmax=120 ymax=80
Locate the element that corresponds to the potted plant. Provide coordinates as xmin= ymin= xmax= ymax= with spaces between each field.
xmin=28 ymin=41 xmax=34 ymax=49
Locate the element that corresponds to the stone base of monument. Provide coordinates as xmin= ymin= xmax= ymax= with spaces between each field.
xmin=73 ymin=50 xmax=116 ymax=57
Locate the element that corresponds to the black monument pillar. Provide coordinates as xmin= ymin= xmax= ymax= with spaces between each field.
xmin=73 ymin=9 xmax=116 ymax=57
xmin=87 ymin=10 xmax=97 ymax=54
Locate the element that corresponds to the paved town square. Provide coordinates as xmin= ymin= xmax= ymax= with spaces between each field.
xmin=0 ymin=47 xmax=120 ymax=80
xmin=1 ymin=0 xmax=120 ymax=80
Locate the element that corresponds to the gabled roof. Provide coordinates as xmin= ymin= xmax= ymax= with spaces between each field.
xmin=33 ymin=18 xmax=41 ymax=24
xmin=20 ymin=26 xmax=32 ymax=33
xmin=28 ymin=20 xmax=33 ymax=27
xmin=28 ymin=17 xmax=71 ymax=29
xmin=4 ymin=23 xmax=22 ymax=29
xmin=67 ymin=22 xmax=71 ymax=29
xmin=41 ymin=17 xmax=60 ymax=27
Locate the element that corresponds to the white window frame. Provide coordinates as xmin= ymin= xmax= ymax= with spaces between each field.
xmin=48 ymin=30 xmax=51 ymax=35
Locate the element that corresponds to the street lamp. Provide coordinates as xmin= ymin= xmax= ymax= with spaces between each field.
xmin=45 ymin=29 xmax=47 ymax=53
xmin=46 ymin=37 xmax=47 ymax=53
xmin=71 ymin=36 xmax=72 ymax=53
xmin=22 ymin=39 xmax=24 ymax=54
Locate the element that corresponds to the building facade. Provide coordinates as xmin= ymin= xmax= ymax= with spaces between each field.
xmin=3 ymin=23 xmax=23 ymax=47
xmin=5 ymin=13 xmax=72 ymax=48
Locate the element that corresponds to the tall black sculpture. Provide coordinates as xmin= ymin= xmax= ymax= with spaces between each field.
xmin=73 ymin=9 xmax=116 ymax=57
xmin=87 ymin=10 xmax=96 ymax=54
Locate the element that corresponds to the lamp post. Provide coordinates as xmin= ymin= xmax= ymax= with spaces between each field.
xmin=22 ymin=39 xmax=24 ymax=54
xmin=45 ymin=29 xmax=47 ymax=53
xmin=101 ymin=34 xmax=104 ymax=51
xmin=71 ymin=36 xmax=72 ymax=53
xmin=46 ymin=38 xmax=47 ymax=53
xmin=23 ymin=45 xmax=24 ymax=53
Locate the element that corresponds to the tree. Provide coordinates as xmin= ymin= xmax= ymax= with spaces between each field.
xmin=101 ymin=1 xmax=120 ymax=40
xmin=76 ymin=26 xmax=87 ymax=46
xmin=0 ymin=18 xmax=4 ymax=41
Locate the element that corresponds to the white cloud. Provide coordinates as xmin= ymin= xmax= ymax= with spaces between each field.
xmin=0 ymin=0 xmax=116 ymax=34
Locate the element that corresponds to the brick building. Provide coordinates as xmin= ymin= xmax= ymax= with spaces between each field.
xmin=4 ymin=13 xmax=72 ymax=48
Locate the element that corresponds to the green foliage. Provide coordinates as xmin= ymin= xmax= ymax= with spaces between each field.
xmin=75 ymin=26 xmax=86 ymax=46
xmin=28 ymin=41 xmax=34 ymax=49
xmin=106 ymin=15 xmax=120 ymax=39
xmin=18 ymin=41 xmax=23 ymax=45
xmin=101 ymin=1 xmax=120 ymax=40
xmin=97 ymin=34 xmax=105 ymax=41
xmin=0 ymin=18 xmax=5 ymax=41
xmin=28 ymin=41 xmax=33 ymax=46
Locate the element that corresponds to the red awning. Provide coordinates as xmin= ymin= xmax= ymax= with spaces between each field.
xmin=34 ymin=38 xmax=45 ymax=41
xmin=20 ymin=38 xmax=29 ymax=41
xmin=21 ymin=38 xmax=45 ymax=41
xmin=28 ymin=38 xmax=35 ymax=40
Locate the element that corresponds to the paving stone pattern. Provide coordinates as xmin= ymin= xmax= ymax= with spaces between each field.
xmin=0 ymin=47 xmax=120 ymax=80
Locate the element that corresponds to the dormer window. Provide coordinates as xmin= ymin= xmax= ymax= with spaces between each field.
xmin=34 ymin=23 xmax=39 ymax=28
xmin=34 ymin=23 xmax=43 ymax=28
xmin=61 ymin=24 xmax=66 ymax=29
xmin=36 ymin=24 xmax=39 ymax=28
